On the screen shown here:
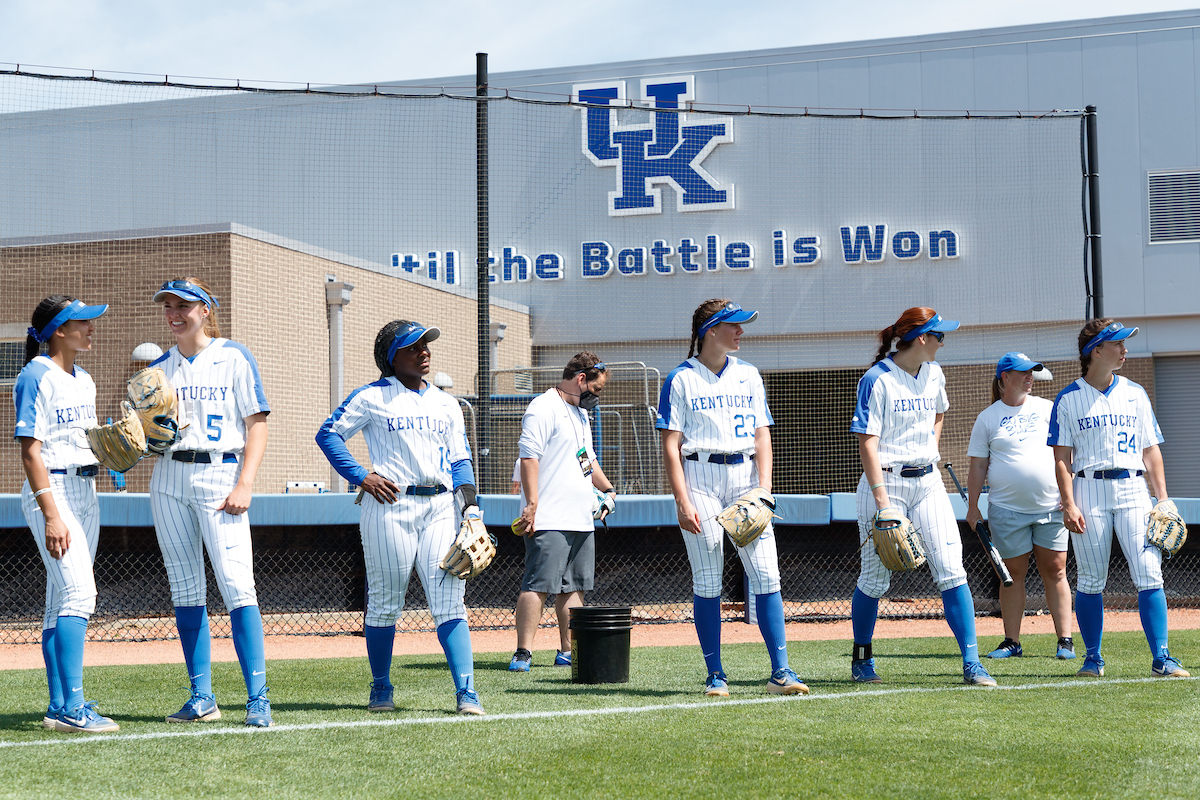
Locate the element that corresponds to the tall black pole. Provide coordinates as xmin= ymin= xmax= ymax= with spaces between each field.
xmin=1085 ymin=105 xmax=1104 ymax=319
xmin=476 ymin=52 xmax=491 ymax=490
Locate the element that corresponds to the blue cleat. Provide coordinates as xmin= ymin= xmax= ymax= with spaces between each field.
xmin=767 ymin=667 xmax=810 ymax=695
xmin=554 ymin=650 xmax=572 ymax=667
xmin=1151 ymin=655 xmax=1190 ymax=678
xmin=43 ymin=706 xmax=60 ymax=730
xmin=456 ymin=688 xmax=485 ymax=716
xmin=166 ymin=691 xmax=221 ymax=723
xmin=367 ymin=680 xmax=394 ymax=712
xmin=986 ymin=638 xmax=1022 ymax=659
xmin=704 ymin=670 xmax=730 ymax=697
xmin=852 ymin=658 xmax=882 ymax=684
xmin=1056 ymin=637 xmax=1077 ymax=660
xmin=509 ymin=649 xmax=532 ymax=672
xmin=963 ymin=661 xmax=997 ymax=686
xmin=1077 ymin=654 xmax=1105 ymax=677
xmin=56 ymin=701 xmax=119 ymax=733
xmin=245 ymin=689 xmax=273 ymax=727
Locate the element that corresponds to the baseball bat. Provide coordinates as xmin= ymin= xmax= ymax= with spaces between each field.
xmin=943 ymin=462 xmax=1014 ymax=587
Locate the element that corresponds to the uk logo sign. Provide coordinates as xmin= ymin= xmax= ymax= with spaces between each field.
xmin=573 ymin=76 xmax=734 ymax=217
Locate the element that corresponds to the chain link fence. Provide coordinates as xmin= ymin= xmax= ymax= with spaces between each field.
xmin=3 ymin=522 xmax=1197 ymax=644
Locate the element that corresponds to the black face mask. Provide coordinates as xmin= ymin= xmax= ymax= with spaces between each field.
xmin=578 ymin=390 xmax=600 ymax=412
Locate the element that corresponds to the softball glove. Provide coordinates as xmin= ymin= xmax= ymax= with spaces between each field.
xmin=1147 ymin=500 xmax=1188 ymax=558
xmin=716 ymin=488 xmax=777 ymax=547
xmin=870 ymin=507 xmax=927 ymax=571
xmin=85 ymin=402 xmax=147 ymax=473
xmin=127 ymin=366 xmax=182 ymax=454
xmin=441 ymin=507 xmax=497 ymax=580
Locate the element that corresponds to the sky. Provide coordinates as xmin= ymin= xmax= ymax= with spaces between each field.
xmin=0 ymin=0 xmax=1197 ymax=88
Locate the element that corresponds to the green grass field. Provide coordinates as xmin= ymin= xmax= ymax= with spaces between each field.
xmin=2 ymin=630 xmax=1198 ymax=800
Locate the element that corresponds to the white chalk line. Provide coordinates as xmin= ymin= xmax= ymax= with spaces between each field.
xmin=2 ymin=675 xmax=1194 ymax=749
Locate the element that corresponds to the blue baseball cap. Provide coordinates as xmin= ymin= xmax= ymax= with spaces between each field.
xmin=698 ymin=302 xmax=759 ymax=338
xmin=27 ymin=299 xmax=108 ymax=343
xmin=153 ymin=280 xmax=220 ymax=308
xmin=901 ymin=312 xmax=960 ymax=341
xmin=1082 ymin=321 xmax=1138 ymax=356
xmin=995 ymin=352 xmax=1048 ymax=380
xmin=386 ymin=322 xmax=441 ymax=365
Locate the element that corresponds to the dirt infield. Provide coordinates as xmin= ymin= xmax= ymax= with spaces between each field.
xmin=3 ymin=609 xmax=1198 ymax=671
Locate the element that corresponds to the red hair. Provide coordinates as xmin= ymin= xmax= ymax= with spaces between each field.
xmin=872 ymin=307 xmax=936 ymax=365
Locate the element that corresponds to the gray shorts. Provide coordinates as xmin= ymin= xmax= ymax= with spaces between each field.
xmin=520 ymin=529 xmax=595 ymax=594
xmin=987 ymin=505 xmax=1068 ymax=559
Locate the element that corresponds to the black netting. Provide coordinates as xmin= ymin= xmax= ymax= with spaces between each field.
xmin=2 ymin=523 xmax=1196 ymax=643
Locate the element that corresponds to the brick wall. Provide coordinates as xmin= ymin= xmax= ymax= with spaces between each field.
xmin=1 ymin=233 xmax=533 ymax=494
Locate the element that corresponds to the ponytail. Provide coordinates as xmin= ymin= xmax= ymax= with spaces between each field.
xmin=688 ymin=298 xmax=729 ymax=358
xmin=872 ymin=307 xmax=937 ymax=365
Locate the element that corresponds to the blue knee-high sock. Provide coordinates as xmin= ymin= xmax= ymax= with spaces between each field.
xmin=755 ymin=591 xmax=788 ymax=672
xmin=54 ymin=615 xmax=87 ymax=714
xmin=364 ymin=625 xmax=396 ymax=685
xmin=437 ymin=619 xmax=474 ymax=693
xmin=693 ymin=595 xmax=723 ymax=675
xmin=42 ymin=625 xmax=64 ymax=712
xmin=941 ymin=584 xmax=980 ymax=664
xmin=851 ymin=588 xmax=879 ymax=648
xmin=1076 ymin=591 xmax=1104 ymax=657
xmin=1138 ymin=588 xmax=1169 ymax=661
xmin=174 ymin=605 xmax=213 ymax=696
xmin=230 ymin=605 xmax=267 ymax=698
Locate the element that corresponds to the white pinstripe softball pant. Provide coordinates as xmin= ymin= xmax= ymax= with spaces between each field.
xmin=150 ymin=457 xmax=259 ymax=610
xmin=21 ymin=474 xmax=99 ymax=626
xmin=359 ymin=492 xmax=465 ymax=628
xmin=1071 ymin=475 xmax=1161 ymax=593
xmin=681 ymin=458 xmax=780 ymax=597
xmin=856 ymin=470 xmax=967 ymax=597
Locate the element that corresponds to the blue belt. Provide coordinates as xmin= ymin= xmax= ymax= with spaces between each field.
xmin=685 ymin=452 xmax=752 ymax=464
xmin=883 ymin=464 xmax=933 ymax=478
xmin=406 ymin=485 xmax=448 ymax=496
xmin=172 ymin=451 xmax=238 ymax=464
xmin=50 ymin=465 xmax=99 ymax=477
xmin=1077 ymin=469 xmax=1143 ymax=479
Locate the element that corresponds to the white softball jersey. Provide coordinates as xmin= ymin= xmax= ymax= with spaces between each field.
xmin=850 ymin=357 xmax=948 ymax=468
xmin=1047 ymin=375 xmax=1163 ymax=473
xmin=12 ymin=356 xmax=99 ymax=469
xmin=321 ymin=377 xmax=471 ymax=489
xmin=518 ymin=388 xmax=597 ymax=532
xmin=14 ymin=356 xmax=101 ymax=623
xmin=150 ymin=339 xmax=271 ymax=453
xmin=655 ymin=356 xmax=773 ymax=455
xmin=967 ymin=396 xmax=1059 ymax=514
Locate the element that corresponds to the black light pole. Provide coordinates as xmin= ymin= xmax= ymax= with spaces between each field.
xmin=476 ymin=52 xmax=491 ymax=489
xmin=1085 ymin=105 xmax=1104 ymax=319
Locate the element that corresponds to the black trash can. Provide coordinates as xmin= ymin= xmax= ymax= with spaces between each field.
xmin=569 ymin=606 xmax=632 ymax=684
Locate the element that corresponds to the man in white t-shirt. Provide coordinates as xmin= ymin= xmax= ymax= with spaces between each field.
xmin=966 ymin=352 xmax=1074 ymax=661
xmin=509 ymin=353 xmax=616 ymax=671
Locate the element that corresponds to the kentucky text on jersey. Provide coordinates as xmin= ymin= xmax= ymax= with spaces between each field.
xmin=1078 ymin=413 xmax=1137 ymax=431
xmin=385 ymin=415 xmax=452 ymax=435
xmin=893 ymin=397 xmax=938 ymax=412
xmin=55 ymin=404 xmax=96 ymax=424
xmin=690 ymin=394 xmax=754 ymax=411
xmin=176 ymin=385 xmax=229 ymax=402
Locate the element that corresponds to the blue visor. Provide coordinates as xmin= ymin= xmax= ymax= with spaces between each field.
xmin=1082 ymin=321 xmax=1138 ymax=355
xmin=698 ymin=302 xmax=759 ymax=338
xmin=995 ymin=351 xmax=1045 ymax=379
xmin=153 ymin=280 xmax=220 ymax=308
xmin=902 ymin=312 xmax=960 ymax=341
xmin=386 ymin=323 xmax=442 ymax=365
xmin=29 ymin=300 xmax=108 ymax=343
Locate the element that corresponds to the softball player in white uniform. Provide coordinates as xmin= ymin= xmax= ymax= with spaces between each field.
xmin=850 ymin=307 xmax=996 ymax=687
xmin=657 ymin=298 xmax=808 ymax=698
xmin=149 ymin=278 xmax=274 ymax=727
xmin=14 ymin=296 xmax=119 ymax=733
xmin=1049 ymin=319 xmax=1188 ymax=679
xmin=967 ymin=352 xmax=1074 ymax=661
xmin=316 ymin=320 xmax=486 ymax=716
